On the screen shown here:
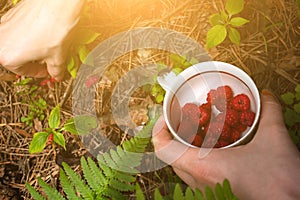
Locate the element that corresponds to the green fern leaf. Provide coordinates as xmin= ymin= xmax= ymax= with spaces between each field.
xmin=194 ymin=188 xmax=205 ymax=200
xmin=103 ymin=152 xmax=118 ymax=170
xmin=114 ymin=170 xmax=136 ymax=183
xmin=102 ymin=187 xmax=126 ymax=200
xmin=110 ymin=178 xmax=135 ymax=191
xmin=223 ymin=179 xmax=234 ymax=199
xmin=62 ymin=162 xmax=94 ymax=200
xmin=173 ymin=184 xmax=184 ymax=200
xmin=38 ymin=177 xmax=65 ymax=200
xmin=215 ymin=183 xmax=225 ymax=200
xmin=81 ymin=157 xmax=102 ymax=192
xmin=136 ymin=183 xmax=145 ymax=200
xmin=185 ymin=187 xmax=195 ymax=200
xmin=59 ymin=169 xmax=82 ymax=200
xmin=25 ymin=183 xmax=46 ymax=200
xmin=204 ymin=186 xmax=216 ymax=200
xmin=97 ymin=156 xmax=114 ymax=178
xmin=87 ymin=157 xmax=108 ymax=186
xmin=154 ymin=188 xmax=164 ymax=200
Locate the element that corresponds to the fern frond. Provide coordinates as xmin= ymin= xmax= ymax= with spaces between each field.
xmin=154 ymin=188 xmax=164 ymax=200
xmin=215 ymin=183 xmax=225 ymax=200
xmin=185 ymin=187 xmax=195 ymax=200
xmin=113 ymin=170 xmax=136 ymax=183
xmin=38 ymin=177 xmax=65 ymax=200
xmin=194 ymin=188 xmax=205 ymax=200
xmin=101 ymin=187 xmax=126 ymax=200
xmin=80 ymin=157 xmax=102 ymax=192
xmin=25 ymin=183 xmax=46 ymax=200
xmin=135 ymin=183 xmax=145 ymax=200
xmin=59 ymin=169 xmax=82 ymax=200
xmin=87 ymin=157 xmax=107 ymax=186
xmin=62 ymin=162 xmax=94 ymax=200
xmin=173 ymin=184 xmax=184 ymax=200
xmin=110 ymin=178 xmax=135 ymax=191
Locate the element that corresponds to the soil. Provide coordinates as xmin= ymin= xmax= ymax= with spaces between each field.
xmin=0 ymin=0 xmax=299 ymax=199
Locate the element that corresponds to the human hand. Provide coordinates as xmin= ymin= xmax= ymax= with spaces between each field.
xmin=152 ymin=90 xmax=300 ymax=200
xmin=0 ymin=0 xmax=85 ymax=81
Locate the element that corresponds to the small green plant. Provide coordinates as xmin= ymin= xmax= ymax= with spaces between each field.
xmin=26 ymin=117 xmax=158 ymax=199
xmin=26 ymin=115 xmax=239 ymax=199
xmin=136 ymin=179 xmax=238 ymax=200
xmin=21 ymin=98 xmax=47 ymax=126
xmin=29 ymin=105 xmax=97 ymax=154
xmin=206 ymin=0 xmax=249 ymax=49
xmin=281 ymin=85 xmax=300 ymax=149
xmin=11 ymin=0 xmax=20 ymax=5
xmin=150 ymin=54 xmax=198 ymax=103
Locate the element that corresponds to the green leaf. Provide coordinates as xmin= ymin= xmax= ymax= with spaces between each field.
xmin=78 ymin=45 xmax=89 ymax=63
xmin=59 ymin=169 xmax=81 ymax=200
xmin=173 ymin=184 xmax=184 ymax=200
xmin=74 ymin=29 xmax=100 ymax=45
xmin=205 ymin=186 xmax=215 ymax=200
xmin=26 ymin=183 xmax=46 ymax=200
xmin=281 ymin=92 xmax=295 ymax=105
xmin=295 ymin=92 xmax=300 ymax=101
xmin=284 ymin=108 xmax=300 ymax=127
xmin=38 ymin=177 xmax=65 ymax=200
xmin=72 ymin=115 xmax=98 ymax=135
xmin=210 ymin=13 xmax=223 ymax=26
xmin=53 ymin=132 xmax=66 ymax=150
xmin=49 ymin=105 xmax=60 ymax=129
xmin=154 ymin=189 xmax=164 ymax=200
xmin=206 ymin=25 xmax=227 ymax=49
xmin=295 ymin=84 xmax=300 ymax=93
xmin=294 ymin=103 xmax=300 ymax=113
xmin=172 ymin=67 xmax=183 ymax=75
xmin=62 ymin=118 xmax=78 ymax=135
xmin=156 ymin=94 xmax=164 ymax=103
xmin=215 ymin=183 xmax=225 ymax=200
xmin=289 ymin=130 xmax=300 ymax=145
xmin=29 ymin=132 xmax=49 ymax=154
xmin=135 ymin=184 xmax=145 ymax=200
xmin=185 ymin=187 xmax=195 ymax=200
xmin=194 ymin=188 xmax=205 ymax=200
xmin=229 ymin=17 xmax=249 ymax=26
xmin=228 ymin=27 xmax=241 ymax=45
xmin=223 ymin=179 xmax=234 ymax=199
xmin=225 ymin=0 xmax=244 ymax=15
xmin=220 ymin=11 xmax=229 ymax=22
xmin=12 ymin=0 xmax=20 ymax=5
xmin=67 ymin=57 xmax=77 ymax=78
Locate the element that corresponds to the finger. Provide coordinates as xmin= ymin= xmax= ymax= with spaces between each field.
xmin=9 ymin=62 xmax=48 ymax=78
xmin=152 ymin=117 xmax=189 ymax=164
xmin=252 ymin=89 xmax=292 ymax=147
xmin=259 ymin=89 xmax=285 ymax=127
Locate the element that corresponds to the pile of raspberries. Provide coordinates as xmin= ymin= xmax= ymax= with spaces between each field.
xmin=177 ymin=85 xmax=256 ymax=148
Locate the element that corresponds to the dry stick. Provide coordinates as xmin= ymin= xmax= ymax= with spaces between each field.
xmin=275 ymin=68 xmax=300 ymax=85
xmin=59 ymin=78 xmax=74 ymax=107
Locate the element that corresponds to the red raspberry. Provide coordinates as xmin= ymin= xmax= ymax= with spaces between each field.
xmin=216 ymin=85 xmax=233 ymax=101
xmin=181 ymin=103 xmax=200 ymax=126
xmin=230 ymin=94 xmax=251 ymax=111
xmin=177 ymin=120 xmax=198 ymax=138
xmin=199 ymin=102 xmax=211 ymax=113
xmin=235 ymin=124 xmax=247 ymax=133
xmin=219 ymin=123 xmax=232 ymax=141
xmin=231 ymin=130 xmax=241 ymax=142
xmin=213 ymin=97 xmax=228 ymax=112
xmin=215 ymin=139 xmax=231 ymax=148
xmin=206 ymin=89 xmax=218 ymax=104
xmin=47 ymin=133 xmax=54 ymax=145
xmin=198 ymin=106 xmax=211 ymax=126
xmin=240 ymin=110 xmax=256 ymax=127
xmin=215 ymin=109 xmax=239 ymax=127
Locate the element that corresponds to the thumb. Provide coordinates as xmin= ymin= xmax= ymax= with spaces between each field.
xmin=252 ymin=89 xmax=291 ymax=146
